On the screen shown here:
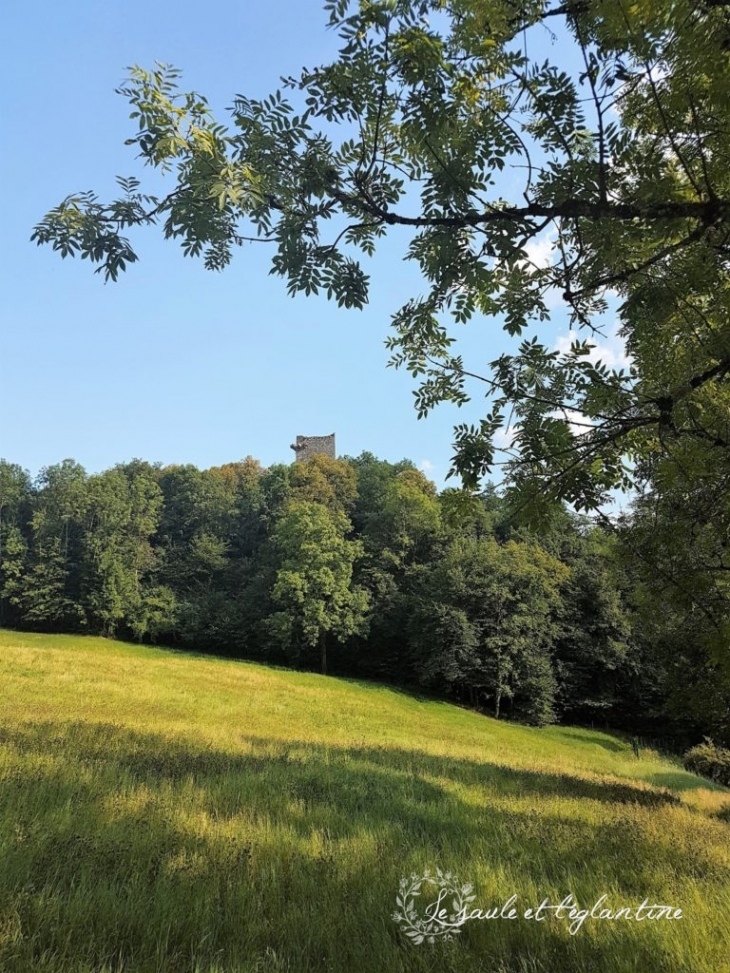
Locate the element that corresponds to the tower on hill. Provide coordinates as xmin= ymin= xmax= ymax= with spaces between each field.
xmin=290 ymin=434 xmax=336 ymax=463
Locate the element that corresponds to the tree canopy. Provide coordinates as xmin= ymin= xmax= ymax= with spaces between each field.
xmin=270 ymin=499 xmax=369 ymax=674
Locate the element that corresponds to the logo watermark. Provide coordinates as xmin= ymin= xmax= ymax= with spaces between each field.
xmin=393 ymin=870 xmax=474 ymax=943
xmin=393 ymin=869 xmax=683 ymax=943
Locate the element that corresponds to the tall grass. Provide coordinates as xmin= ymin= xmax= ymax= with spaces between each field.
xmin=1 ymin=630 xmax=729 ymax=972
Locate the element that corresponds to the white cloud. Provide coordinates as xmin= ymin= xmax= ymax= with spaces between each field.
xmin=492 ymin=324 xmax=631 ymax=453
xmin=522 ymin=230 xmax=557 ymax=270
xmin=554 ymin=324 xmax=633 ymax=372
xmin=542 ymin=286 xmax=564 ymax=311
xmin=494 ymin=424 xmax=519 ymax=450
xmin=419 ymin=459 xmax=435 ymax=473
xmin=648 ymin=62 xmax=669 ymax=84
xmin=551 ymin=407 xmax=593 ymax=437
xmin=515 ymin=230 xmax=565 ymax=309
xmin=493 ymin=410 xmax=594 ymax=456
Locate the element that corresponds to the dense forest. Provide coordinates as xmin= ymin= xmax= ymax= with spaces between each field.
xmin=2 ymin=452 xmax=727 ymax=747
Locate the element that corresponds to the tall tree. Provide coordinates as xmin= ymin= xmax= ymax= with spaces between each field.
xmin=19 ymin=461 xmax=87 ymax=629
xmin=81 ymin=462 xmax=165 ymax=637
xmin=269 ymin=500 xmax=369 ymax=674
xmin=355 ymin=467 xmax=442 ymax=678
xmin=623 ymin=482 xmax=730 ymax=745
xmin=0 ymin=461 xmax=31 ymax=626
xmin=551 ymin=529 xmax=636 ymax=724
xmin=410 ymin=535 xmax=569 ymax=724
xmin=346 ymin=452 xmax=417 ymax=536
xmin=291 ymin=455 xmax=359 ymax=516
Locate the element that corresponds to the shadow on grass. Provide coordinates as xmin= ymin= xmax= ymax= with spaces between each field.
xmin=551 ymin=730 xmax=628 ymax=754
xmin=1 ymin=720 xmax=728 ymax=973
xmin=0 ymin=721 xmax=684 ymax=809
xmin=644 ymin=771 xmax=726 ymax=793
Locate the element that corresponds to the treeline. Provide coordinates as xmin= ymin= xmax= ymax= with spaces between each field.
xmin=0 ymin=453 xmax=727 ymax=744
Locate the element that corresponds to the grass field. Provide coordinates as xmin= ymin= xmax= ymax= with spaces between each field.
xmin=1 ymin=629 xmax=729 ymax=973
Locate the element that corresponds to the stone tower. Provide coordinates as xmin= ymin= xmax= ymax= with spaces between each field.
xmin=290 ymin=434 xmax=336 ymax=463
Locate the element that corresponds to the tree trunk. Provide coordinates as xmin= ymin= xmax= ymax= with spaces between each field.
xmin=494 ymin=689 xmax=501 ymax=720
xmin=320 ymin=631 xmax=327 ymax=676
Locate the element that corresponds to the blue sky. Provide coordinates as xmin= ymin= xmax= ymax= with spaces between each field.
xmin=1 ymin=0 xmax=627 ymax=489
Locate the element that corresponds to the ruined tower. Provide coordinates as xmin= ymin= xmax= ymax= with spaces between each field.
xmin=290 ymin=434 xmax=336 ymax=463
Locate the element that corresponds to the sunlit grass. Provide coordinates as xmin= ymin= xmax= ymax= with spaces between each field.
xmin=1 ymin=629 xmax=729 ymax=972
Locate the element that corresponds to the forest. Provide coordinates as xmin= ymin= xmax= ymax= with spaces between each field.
xmin=1 ymin=451 xmax=727 ymax=747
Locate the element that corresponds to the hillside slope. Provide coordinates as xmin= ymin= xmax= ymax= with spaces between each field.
xmin=1 ymin=630 xmax=729 ymax=973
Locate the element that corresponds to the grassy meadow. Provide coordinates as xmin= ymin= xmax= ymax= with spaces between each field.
xmin=1 ymin=629 xmax=729 ymax=973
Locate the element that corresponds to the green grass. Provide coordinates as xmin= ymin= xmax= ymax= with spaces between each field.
xmin=1 ymin=629 xmax=729 ymax=973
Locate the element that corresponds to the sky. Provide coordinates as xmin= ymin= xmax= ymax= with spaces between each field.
xmin=1 ymin=0 xmax=629 ymax=490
